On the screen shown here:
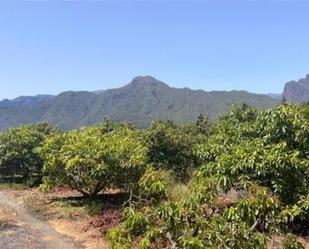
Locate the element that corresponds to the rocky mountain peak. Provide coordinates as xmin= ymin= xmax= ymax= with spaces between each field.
xmin=283 ymin=74 xmax=309 ymax=103
xmin=127 ymin=76 xmax=169 ymax=89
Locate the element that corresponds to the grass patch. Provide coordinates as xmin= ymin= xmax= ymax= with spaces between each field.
xmin=48 ymin=201 xmax=88 ymax=219
xmin=0 ymin=183 xmax=29 ymax=191
xmin=50 ymin=198 xmax=118 ymax=219
xmin=83 ymin=200 xmax=105 ymax=215
xmin=167 ymin=182 xmax=191 ymax=203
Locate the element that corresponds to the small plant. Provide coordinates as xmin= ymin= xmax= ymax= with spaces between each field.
xmin=138 ymin=167 xmax=172 ymax=203
xmin=167 ymin=182 xmax=190 ymax=203
xmin=106 ymin=226 xmax=133 ymax=249
xmin=283 ymin=234 xmax=304 ymax=249
xmin=123 ymin=207 xmax=148 ymax=235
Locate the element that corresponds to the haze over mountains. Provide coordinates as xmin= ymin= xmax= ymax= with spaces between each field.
xmin=0 ymin=75 xmax=308 ymax=130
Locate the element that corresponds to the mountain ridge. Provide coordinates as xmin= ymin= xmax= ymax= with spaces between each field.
xmin=0 ymin=76 xmax=277 ymax=130
xmin=0 ymin=95 xmax=54 ymax=106
xmin=1 ymin=75 xmax=307 ymax=130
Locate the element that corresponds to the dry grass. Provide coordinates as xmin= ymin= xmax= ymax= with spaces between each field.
xmin=51 ymin=218 xmax=107 ymax=249
xmin=167 ymin=182 xmax=190 ymax=202
xmin=0 ymin=205 xmax=19 ymax=228
xmin=0 ymin=183 xmax=29 ymax=191
xmin=267 ymin=234 xmax=309 ymax=249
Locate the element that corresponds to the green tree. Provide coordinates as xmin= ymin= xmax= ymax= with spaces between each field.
xmin=0 ymin=123 xmax=57 ymax=182
xmin=40 ymin=124 xmax=147 ymax=198
xmin=145 ymin=120 xmax=196 ymax=181
xmin=195 ymin=113 xmax=211 ymax=135
xmin=108 ymin=103 xmax=309 ymax=248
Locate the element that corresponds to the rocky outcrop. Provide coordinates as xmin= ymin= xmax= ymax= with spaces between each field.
xmin=283 ymin=75 xmax=309 ymax=103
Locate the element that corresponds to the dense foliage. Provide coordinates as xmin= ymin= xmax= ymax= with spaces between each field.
xmin=0 ymin=102 xmax=308 ymax=248
xmin=107 ymin=103 xmax=309 ymax=249
xmin=145 ymin=120 xmax=196 ymax=180
xmin=0 ymin=123 xmax=56 ymax=183
xmin=39 ymin=122 xmax=148 ymax=197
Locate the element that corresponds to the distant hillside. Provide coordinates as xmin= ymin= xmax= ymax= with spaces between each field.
xmin=0 ymin=76 xmax=278 ymax=130
xmin=283 ymin=74 xmax=309 ymax=103
xmin=0 ymin=95 xmax=53 ymax=107
xmin=266 ymin=93 xmax=282 ymax=100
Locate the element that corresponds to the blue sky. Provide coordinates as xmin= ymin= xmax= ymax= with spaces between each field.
xmin=0 ymin=1 xmax=309 ymax=100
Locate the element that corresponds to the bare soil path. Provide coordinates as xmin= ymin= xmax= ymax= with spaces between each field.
xmin=0 ymin=191 xmax=84 ymax=249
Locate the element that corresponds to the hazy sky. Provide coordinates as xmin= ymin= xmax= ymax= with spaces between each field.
xmin=0 ymin=1 xmax=309 ymax=100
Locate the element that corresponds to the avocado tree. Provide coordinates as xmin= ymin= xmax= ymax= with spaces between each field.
xmin=107 ymin=103 xmax=309 ymax=249
xmin=0 ymin=123 xmax=56 ymax=182
xmin=39 ymin=124 xmax=148 ymax=198
xmin=145 ymin=120 xmax=196 ymax=181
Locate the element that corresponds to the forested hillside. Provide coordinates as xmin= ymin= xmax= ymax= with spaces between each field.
xmin=0 ymin=102 xmax=308 ymax=248
xmin=0 ymin=76 xmax=277 ymax=130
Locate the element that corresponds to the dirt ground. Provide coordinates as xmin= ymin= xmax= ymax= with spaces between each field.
xmin=0 ymin=191 xmax=84 ymax=249
xmin=1 ymin=187 xmax=308 ymax=249
xmin=0 ymin=189 xmax=109 ymax=249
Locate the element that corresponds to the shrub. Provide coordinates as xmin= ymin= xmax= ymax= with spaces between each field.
xmin=39 ymin=124 xmax=148 ymax=198
xmin=138 ymin=167 xmax=172 ymax=203
xmin=0 ymin=123 xmax=57 ymax=183
xmin=145 ymin=120 xmax=196 ymax=181
xmin=283 ymin=234 xmax=304 ymax=249
xmin=107 ymin=103 xmax=309 ymax=248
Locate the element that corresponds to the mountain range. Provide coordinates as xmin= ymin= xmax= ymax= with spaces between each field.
xmin=0 ymin=75 xmax=308 ymax=130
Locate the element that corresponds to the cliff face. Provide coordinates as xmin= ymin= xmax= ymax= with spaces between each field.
xmin=283 ymin=75 xmax=309 ymax=103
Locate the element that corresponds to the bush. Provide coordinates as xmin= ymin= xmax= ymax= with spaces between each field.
xmin=145 ymin=120 xmax=196 ymax=181
xmin=0 ymin=123 xmax=57 ymax=183
xmin=283 ymin=234 xmax=304 ymax=249
xmin=39 ymin=124 xmax=148 ymax=198
xmin=108 ymin=103 xmax=309 ymax=248
xmin=138 ymin=167 xmax=172 ymax=203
